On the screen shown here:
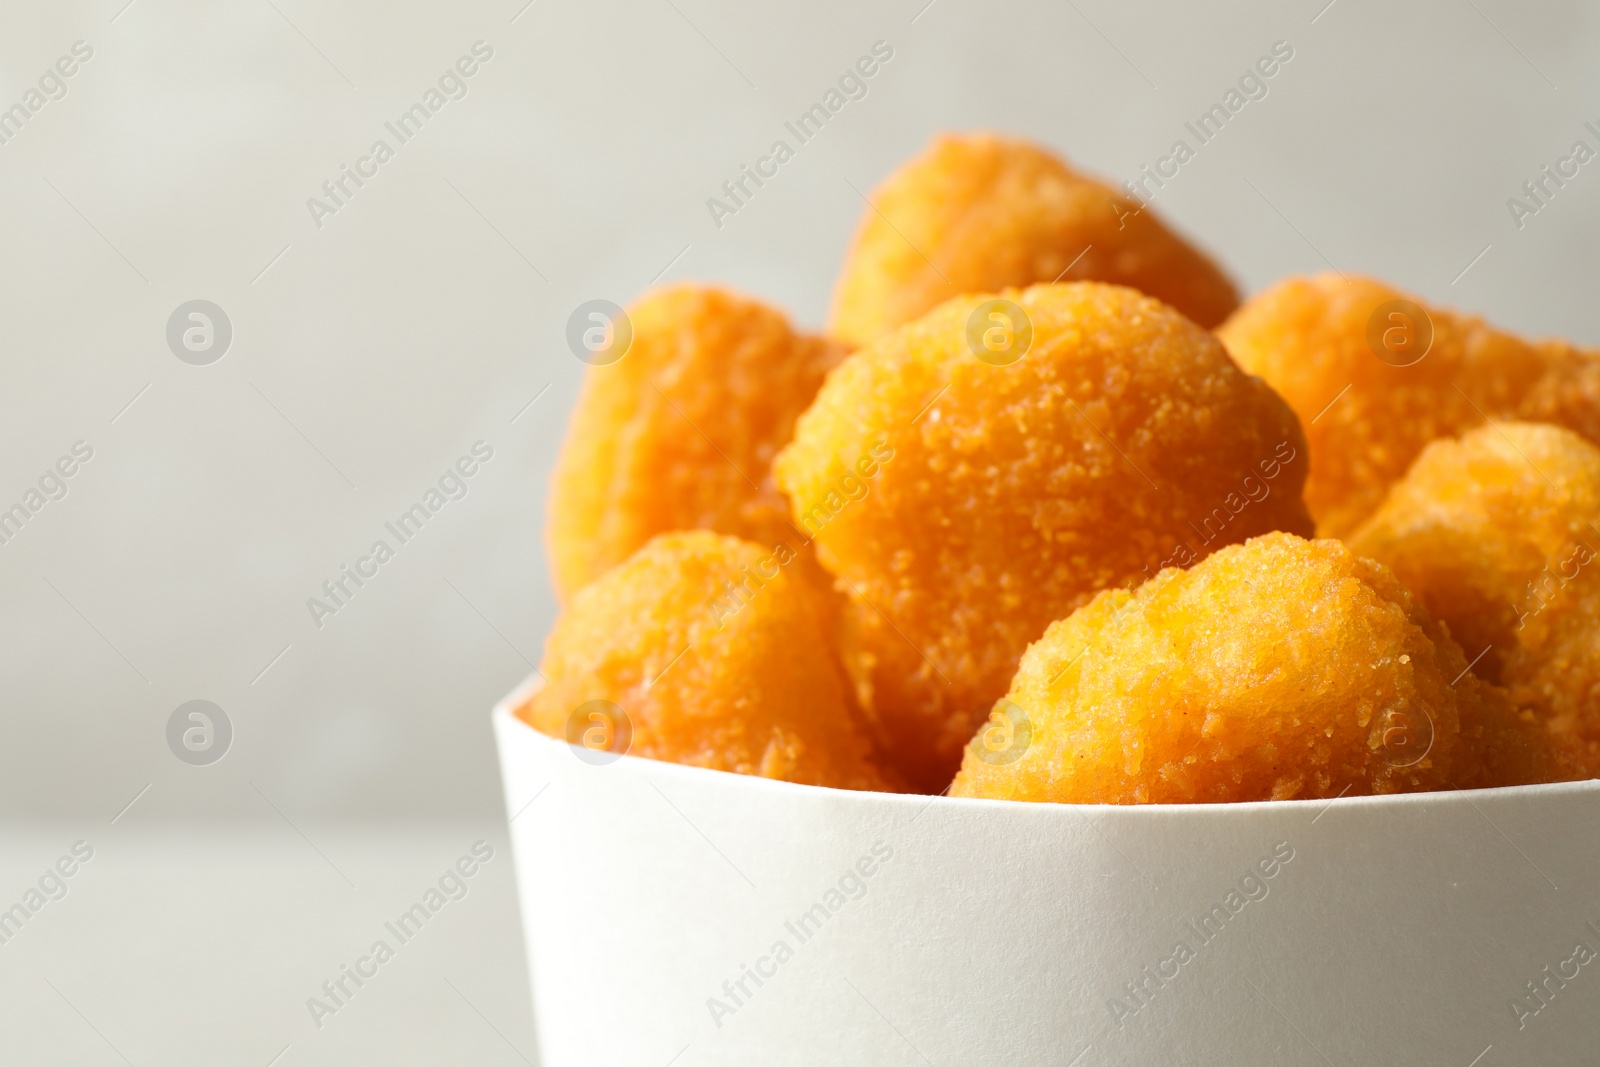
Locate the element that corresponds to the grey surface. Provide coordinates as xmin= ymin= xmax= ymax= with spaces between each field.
xmin=1 ymin=0 xmax=1599 ymax=1059
xmin=0 ymin=822 xmax=534 ymax=1065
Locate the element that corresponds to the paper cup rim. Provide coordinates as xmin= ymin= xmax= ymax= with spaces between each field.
xmin=493 ymin=668 xmax=1600 ymax=817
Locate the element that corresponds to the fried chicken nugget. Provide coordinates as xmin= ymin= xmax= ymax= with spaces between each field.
xmin=1217 ymin=274 xmax=1561 ymax=537
xmin=1516 ymin=341 xmax=1600 ymax=444
xmin=1350 ymin=422 xmax=1600 ymax=773
xmin=950 ymin=533 xmax=1570 ymax=805
xmin=519 ymin=531 xmax=889 ymax=790
xmin=828 ymin=133 xmax=1239 ymax=347
xmin=774 ymin=282 xmax=1313 ymax=790
xmin=547 ymin=285 xmax=847 ymax=599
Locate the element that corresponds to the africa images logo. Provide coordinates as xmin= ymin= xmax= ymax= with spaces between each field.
xmin=305 ymin=841 xmax=495 ymax=1029
xmin=305 ymin=442 xmax=494 ymax=629
xmin=0 ymin=40 xmax=94 ymax=148
xmin=305 ymin=42 xmax=495 ymax=229
xmin=704 ymin=40 xmax=894 ymax=229
xmin=166 ymin=300 xmax=233 ymax=365
xmin=705 ymin=841 xmax=894 ymax=1029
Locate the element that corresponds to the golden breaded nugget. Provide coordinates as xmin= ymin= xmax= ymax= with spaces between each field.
xmin=1517 ymin=342 xmax=1600 ymax=445
xmin=1217 ymin=274 xmax=1560 ymax=537
xmin=547 ymin=285 xmax=846 ymax=599
xmin=950 ymin=533 xmax=1569 ymax=805
xmin=828 ymin=133 xmax=1239 ymax=347
xmin=1350 ymin=422 xmax=1600 ymax=773
xmin=775 ymin=282 xmax=1312 ymax=790
xmin=520 ymin=531 xmax=889 ymax=790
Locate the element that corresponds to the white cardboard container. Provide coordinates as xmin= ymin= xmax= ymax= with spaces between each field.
xmin=494 ymin=671 xmax=1600 ymax=1066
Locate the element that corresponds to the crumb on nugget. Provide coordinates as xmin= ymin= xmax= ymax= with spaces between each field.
xmin=520 ymin=531 xmax=889 ymax=790
xmin=1350 ymin=422 xmax=1600 ymax=773
xmin=950 ymin=533 xmax=1570 ymax=805
xmin=1217 ymin=273 xmax=1565 ymax=537
xmin=827 ymin=132 xmax=1239 ymax=348
xmin=775 ymin=282 xmax=1312 ymax=791
xmin=547 ymin=284 xmax=847 ymax=599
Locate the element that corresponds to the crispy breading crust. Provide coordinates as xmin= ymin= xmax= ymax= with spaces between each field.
xmin=777 ymin=281 xmax=1312 ymax=790
xmin=828 ymin=132 xmax=1239 ymax=347
xmin=1351 ymin=421 xmax=1600 ymax=773
xmin=547 ymin=285 xmax=846 ymax=599
xmin=1217 ymin=274 xmax=1565 ymax=537
xmin=521 ymin=531 xmax=889 ymax=790
xmin=950 ymin=533 xmax=1570 ymax=804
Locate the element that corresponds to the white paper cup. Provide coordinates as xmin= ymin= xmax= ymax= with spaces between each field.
xmin=494 ymin=671 xmax=1600 ymax=1066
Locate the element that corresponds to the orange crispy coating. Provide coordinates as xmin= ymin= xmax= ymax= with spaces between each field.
xmin=1517 ymin=342 xmax=1600 ymax=445
xmin=774 ymin=282 xmax=1313 ymax=791
xmin=827 ymin=133 xmax=1239 ymax=348
xmin=1350 ymin=422 xmax=1600 ymax=773
xmin=950 ymin=533 xmax=1570 ymax=805
xmin=519 ymin=531 xmax=888 ymax=790
xmin=547 ymin=285 xmax=847 ymax=599
xmin=1216 ymin=274 xmax=1564 ymax=537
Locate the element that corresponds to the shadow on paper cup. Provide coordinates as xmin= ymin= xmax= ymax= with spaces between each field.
xmin=493 ymin=671 xmax=1600 ymax=1066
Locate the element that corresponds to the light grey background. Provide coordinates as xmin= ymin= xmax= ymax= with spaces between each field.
xmin=0 ymin=0 xmax=1597 ymax=1061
